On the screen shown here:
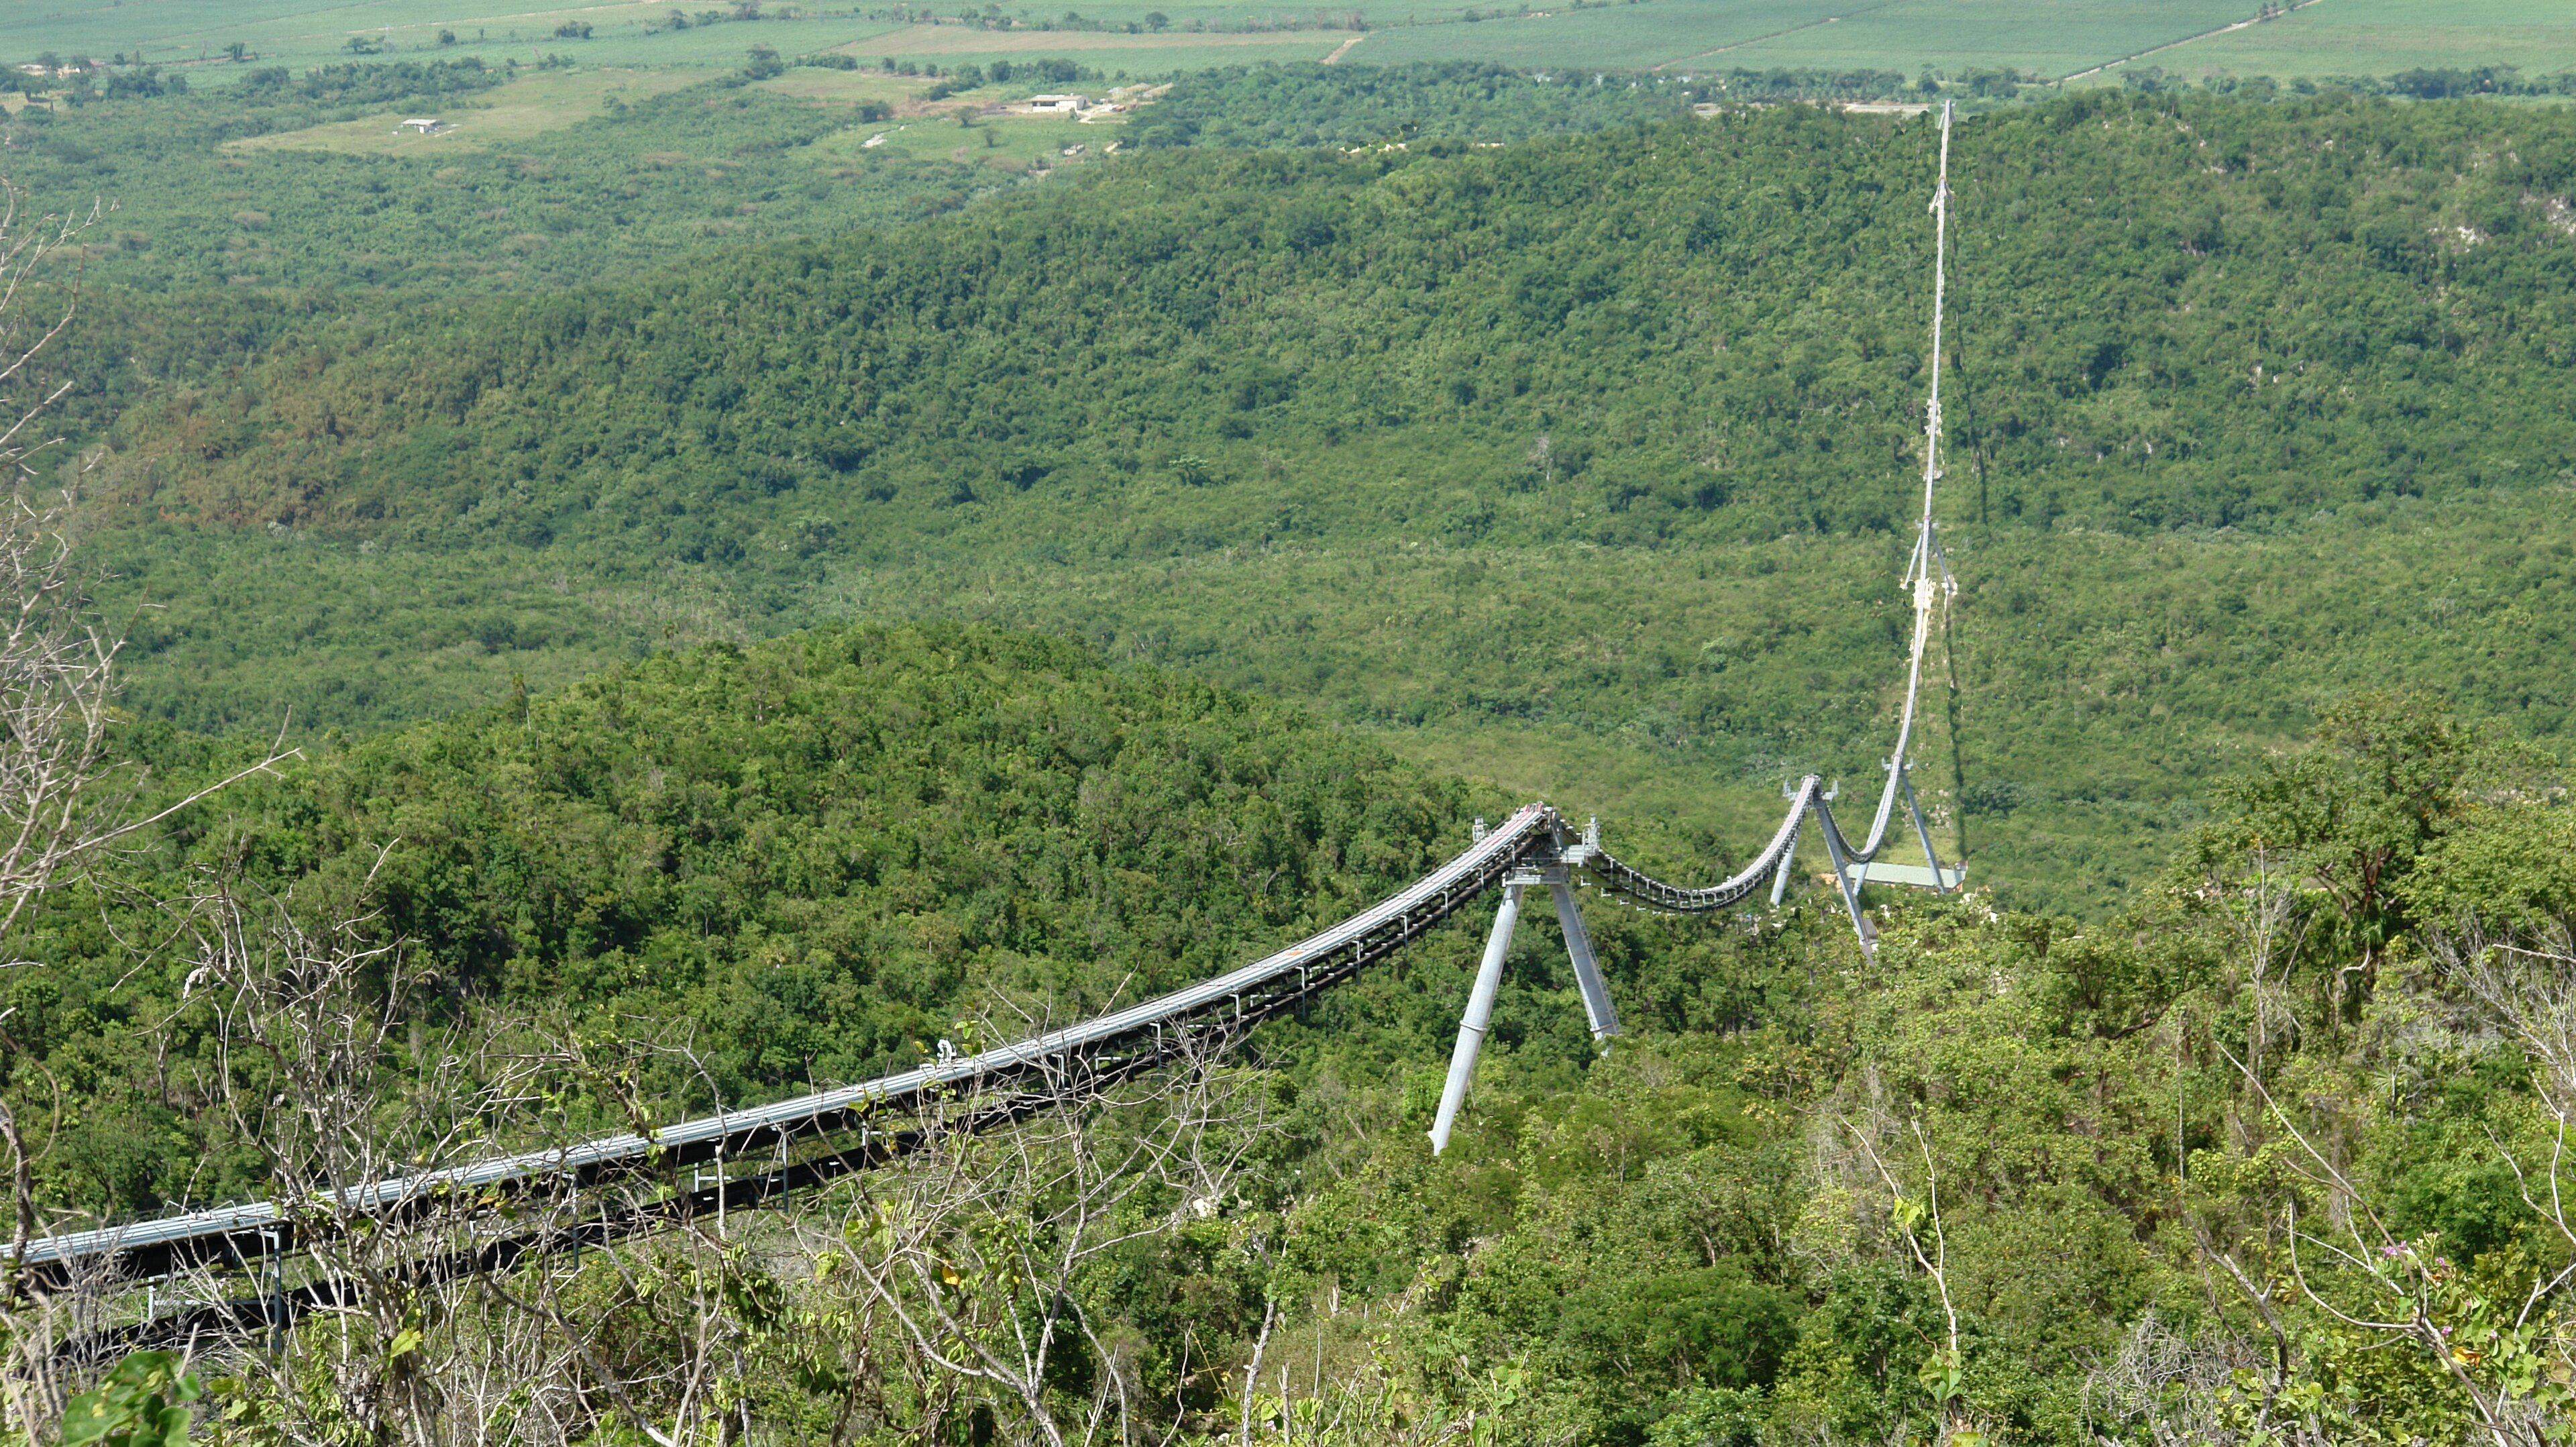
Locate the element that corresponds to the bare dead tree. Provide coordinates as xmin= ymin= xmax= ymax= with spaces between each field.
xmin=811 ymin=1012 xmax=1279 ymax=1447
xmin=0 ymin=169 xmax=299 ymax=1279
xmin=0 ymin=170 xmax=95 ymax=490
xmin=144 ymin=869 xmax=605 ymax=1447
xmin=0 ymin=170 xmax=304 ymax=1446
xmin=1839 ymin=1114 xmax=1971 ymax=1443
xmin=132 ymin=949 xmax=1287 ymax=1447
xmin=2082 ymin=1311 xmax=2269 ymax=1447
xmin=145 ymin=882 xmax=819 ymax=1447
xmin=2210 ymin=918 xmax=2576 ymax=1447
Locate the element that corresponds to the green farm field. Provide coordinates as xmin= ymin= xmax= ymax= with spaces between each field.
xmin=7 ymin=2 xmax=898 ymax=76
xmin=1351 ymin=0 xmax=1849 ymax=74
xmin=2139 ymin=0 xmax=2576 ymax=83
xmin=14 ymin=0 xmax=2576 ymax=81
xmin=215 ymin=65 xmax=1127 ymax=164
xmin=1716 ymin=0 xmax=2275 ymax=82
xmin=825 ymin=25 xmax=1356 ymax=71
xmin=4 ymin=0 xmax=1379 ymax=82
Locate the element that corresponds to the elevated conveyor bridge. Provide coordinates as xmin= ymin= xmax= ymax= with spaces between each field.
xmin=21 ymin=101 xmax=1974 ymax=1348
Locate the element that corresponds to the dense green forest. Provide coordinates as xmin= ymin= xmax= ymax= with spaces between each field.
xmin=22 ymin=85 xmax=2576 ymax=909
xmin=11 ymin=623 xmax=2576 ymax=1446
xmin=1121 ymin=63 xmax=1912 ymax=150
xmin=27 ymin=625 xmax=1498 ymax=1212
xmin=0 ymin=57 xmax=1825 ymax=306
xmin=117 ymin=91 xmax=2555 ymax=549
xmin=10 ymin=52 xmax=2576 ymax=1446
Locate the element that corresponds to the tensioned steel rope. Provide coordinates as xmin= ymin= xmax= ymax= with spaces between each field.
xmin=20 ymin=103 xmax=1970 ymax=1342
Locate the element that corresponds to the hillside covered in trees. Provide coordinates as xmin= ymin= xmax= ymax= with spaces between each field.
xmin=10 ymin=50 xmax=2576 ymax=1446
xmin=27 ymin=85 xmax=2576 ymax=911
xmin=7 ymin=623 xmax=2575 ymax=1446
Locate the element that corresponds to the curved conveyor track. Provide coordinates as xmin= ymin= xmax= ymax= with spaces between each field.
xmin=24 ymin=100 xmax=1979 ymax=1354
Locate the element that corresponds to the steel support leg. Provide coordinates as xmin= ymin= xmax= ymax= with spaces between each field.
xmin=1430 ymin=883 xmax=1522 ymax=1156
xmin=1770 ymin=818 xmax=1802 ymax=906
xmin=1814 ymin=814 xmax=1876 ymax=956
xmin=1549 ymin=879 xmax=1619 ymax=1044
xmin=1902 ymin=773 xmax=1953 ymax=892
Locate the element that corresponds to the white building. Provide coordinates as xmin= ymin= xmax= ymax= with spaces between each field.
xmin=400 ymin=117 xmax=442 ymax=133
xmin=1026 ymin=93 xmax=1089 ymax=113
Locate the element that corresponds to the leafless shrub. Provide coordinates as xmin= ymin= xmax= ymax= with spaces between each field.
xmin=0 ymin=170 xmax=297 ymax=1445
xmin=174 ymin=870 xmax=587 ymax=1446
xmin=38 ymin=951 xmax=1287 ymax=1447
xmin=2192 ymin=922 xmax=2576 ymax=1447
xmin=810 ymin=1010 xmax=1278 ymax=1447
xmin=2082 ymin=1310 xmax=2267 ymax=1447
xmin=0 ymin=170 xmax=96 ymax=488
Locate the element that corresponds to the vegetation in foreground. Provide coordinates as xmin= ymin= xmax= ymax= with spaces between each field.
xmin=1 ymin=616 xmax=2573 ymax=1447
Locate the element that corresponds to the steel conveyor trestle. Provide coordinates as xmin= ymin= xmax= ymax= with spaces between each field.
xmin=26 ymin=105 xmax=1982 ymax=1344
xmin=22 ymin=773 xmax=1953 ymax=1314
xmin=17 ymin=802 xmax=1574 ymax=1291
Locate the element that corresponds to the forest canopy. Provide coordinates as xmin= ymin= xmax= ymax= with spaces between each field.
xmin=9 ymin=54 xmax=2576 ymax=1440
xmin=21 ymin=86 xmax=2576 ymax=912
xmin=13 ymin=624 xmax=2576 ymax=1446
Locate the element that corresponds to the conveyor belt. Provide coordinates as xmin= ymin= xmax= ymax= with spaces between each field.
xmin=31 ymin=102 xmax=1977 ymax=1343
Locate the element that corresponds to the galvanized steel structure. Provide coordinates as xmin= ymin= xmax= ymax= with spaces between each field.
xmin=20 ymin=103 xmax=1971 ymax=1346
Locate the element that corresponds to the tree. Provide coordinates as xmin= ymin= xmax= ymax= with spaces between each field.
xmin=822 ymin=1013 xmax=1276 ymax=1447
xmin=2210 ymin=922 xmax=2576 ymax=1447
xmin=0 ymin=172 xmax=304 ymax=1446
xmin=2200 ymin=690 xmax=2498 ymax=1016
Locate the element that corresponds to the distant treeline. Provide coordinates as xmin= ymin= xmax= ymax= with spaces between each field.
xmin=1131 ymin=62 xmax=1918 ymax=148
xmin=0 ymin=56 xmax=508 ymax=105
xmin=1126 ymin=58 xmax=2576 ymax=152
xmin=233 ymin=57 xmax=508 ymax=104
xmin=2123 ymin=62 xmax=2576 ymax=99
xmin=0 ymin=61 xmax=1021 ymax=294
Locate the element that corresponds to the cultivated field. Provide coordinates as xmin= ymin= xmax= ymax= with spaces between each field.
xmin=826 ymin=25 xmax=1354 ymax=70
xmin=802 ymin=96 xmax=1138 ymax=171
xmin=1356 ymin=0 xmax=1847 ymax=73
xmin=1712 ymin=0 xmax=2268 ymax=82
xmin=2140 ymin=0 xmax=2576 ymax=83
xmin=4 ymin=0 xmax=1401 ymax=81
xmin=20 ymin=0 xmax=2576 ymax=83
xmin=13 ymin=0 xmax=2576 ymax=83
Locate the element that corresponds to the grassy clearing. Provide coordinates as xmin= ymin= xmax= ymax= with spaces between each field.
xmin=751 ymin=66 xmax=928 ymax=107
xmin=221 ymin=66 xmax=700 ymax=153
xmin=808 ymin=106 xmax=1124 ymax=171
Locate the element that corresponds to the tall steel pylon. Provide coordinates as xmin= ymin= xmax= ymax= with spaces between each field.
xmin=1426 ymin=105 xmax=1971 ymax=1153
